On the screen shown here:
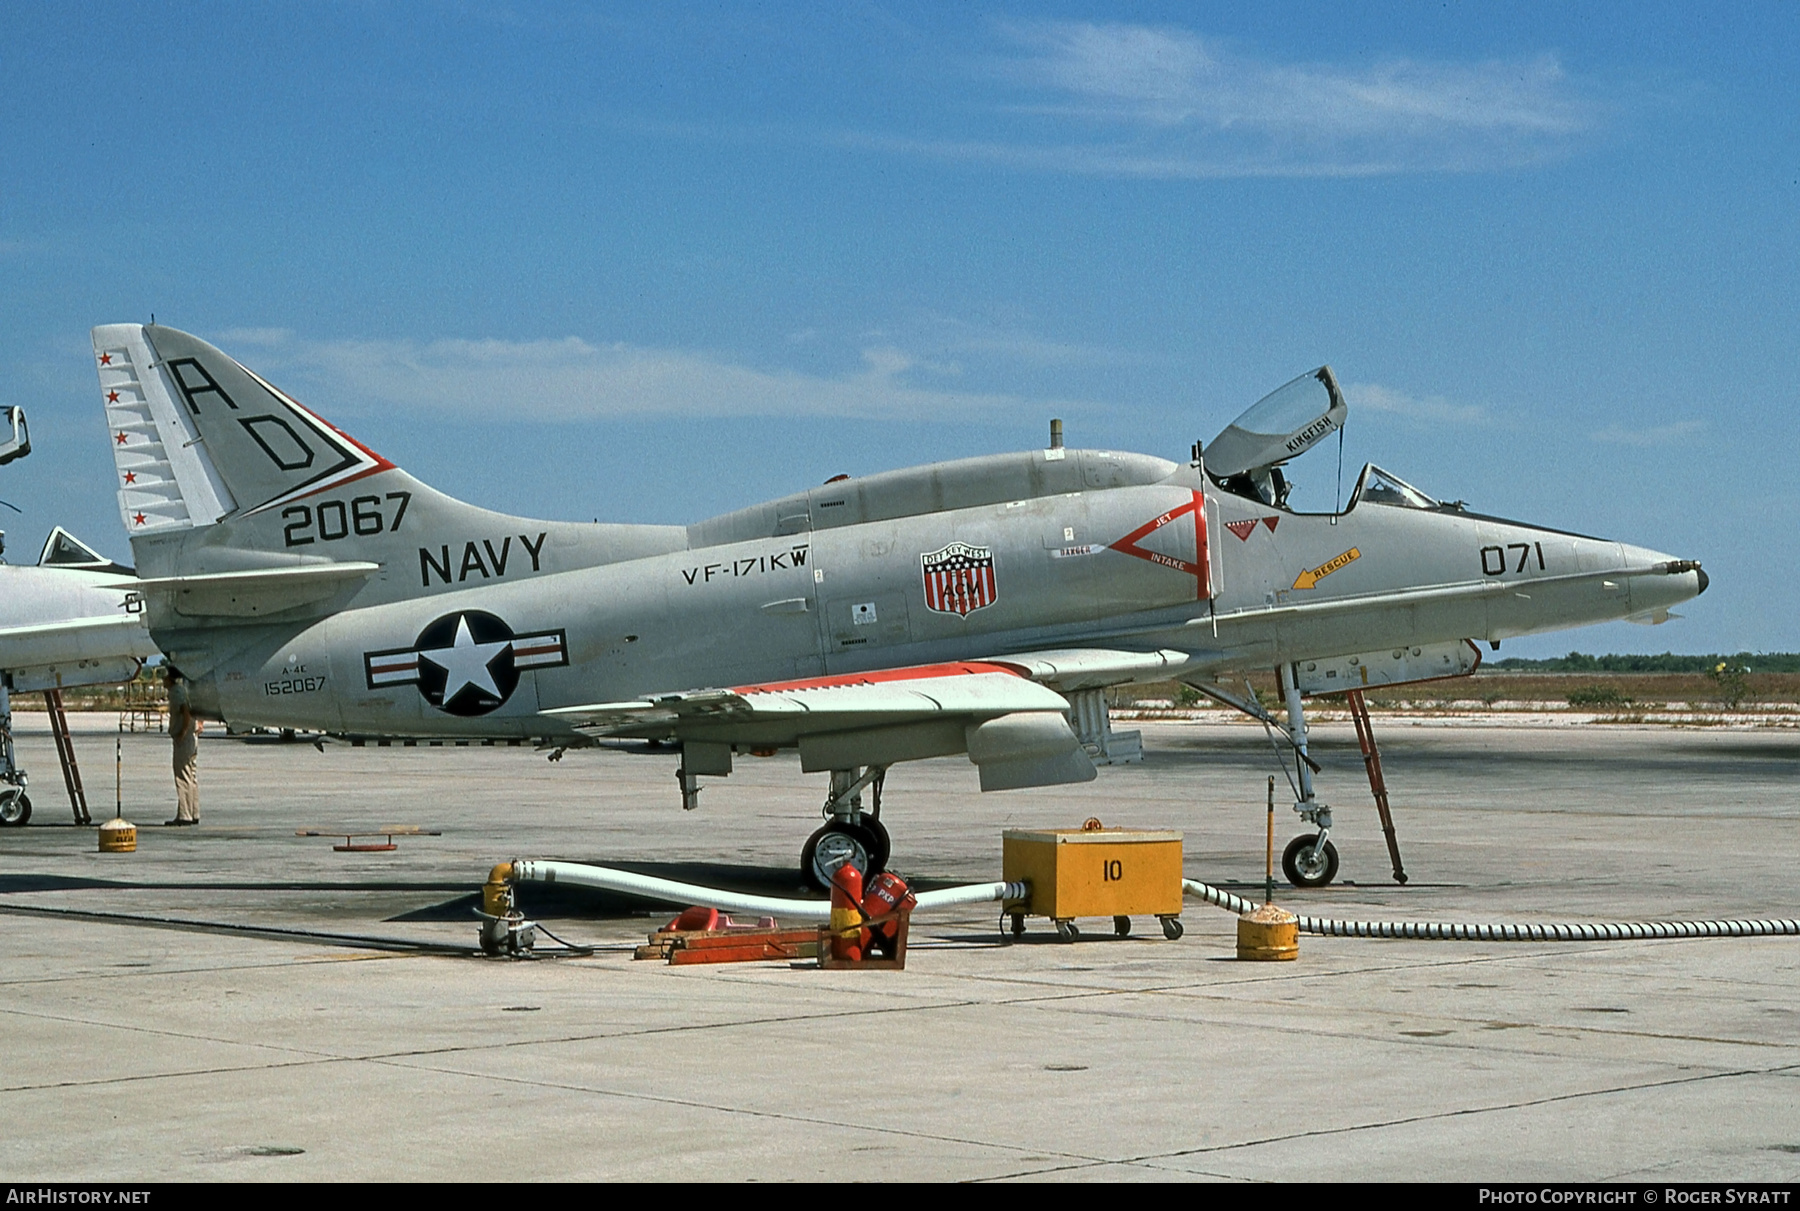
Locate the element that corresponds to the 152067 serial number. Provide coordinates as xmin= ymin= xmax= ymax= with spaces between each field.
xmin=265 ymin=676 xmax=327 ymax=696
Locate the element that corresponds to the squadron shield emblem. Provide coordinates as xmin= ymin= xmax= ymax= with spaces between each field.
xmin=920 ymin=542 xmax=997 ymax=617
xmin=364 ymin=610 xmax=568 ymax=716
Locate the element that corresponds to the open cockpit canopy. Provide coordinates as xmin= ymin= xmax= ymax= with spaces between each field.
xmin=37 ymin=526 xmax=133 ymax=575
xmin=1206 ymin=366 xmax=1346 ymax=508
xmin=1205 ymin=367 xmax=1345 ymax=480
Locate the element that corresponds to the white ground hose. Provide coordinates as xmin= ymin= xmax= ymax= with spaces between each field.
xmin=1182 ymin=879 xmax=1800 ymax=941
xmin=510 ymin=859 xmax=1024 ymax=922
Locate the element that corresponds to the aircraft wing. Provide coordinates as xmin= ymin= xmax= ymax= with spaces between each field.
xmin=544 ymin=660 xmax=1095 ymax=791
xmin=0 ymin=613 xmax=159 ymax=689
xmin=980 ymin=647 xmax=1196 ymax=692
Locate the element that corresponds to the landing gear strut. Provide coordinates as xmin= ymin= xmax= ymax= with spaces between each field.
xmin=0 ymin=682 xmax=31 ymax=828
xmin=800 ymin=765 xmax=891 ymax=890
xmin=1278 ymin=663 xmax=1335 ymax=887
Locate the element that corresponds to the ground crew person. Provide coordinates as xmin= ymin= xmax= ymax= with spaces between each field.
xmin=165 ymin=667 xmax=200 ymax=825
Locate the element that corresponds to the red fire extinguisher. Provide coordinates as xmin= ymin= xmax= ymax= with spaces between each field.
xmin=861 ymin=871 xmax=915 ymax=957
xmin=828 ymin=864 xmax=869 ymax=961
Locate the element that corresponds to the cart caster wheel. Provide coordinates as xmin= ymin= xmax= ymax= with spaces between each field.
xmin=1113 ymin=915 xmax=1131 ymax=938
xmin=1160 ymin=916 xmax=1184 ymax=941
xmin=1054 ymin=919 xmax=1079 ymax=943
xmin=1009 ymin=913 xmax=1026 ymax=937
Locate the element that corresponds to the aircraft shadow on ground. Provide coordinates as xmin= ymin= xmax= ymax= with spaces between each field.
xmin=0 ymin=873 xmax=474 ymax=895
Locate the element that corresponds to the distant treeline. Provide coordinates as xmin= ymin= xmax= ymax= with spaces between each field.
xmin=1490 ymin=652 xmax=1800 ymax=673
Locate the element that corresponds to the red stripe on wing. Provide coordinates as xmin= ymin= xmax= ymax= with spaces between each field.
xmin=733 ymin=661 xmax=1021 ymax=695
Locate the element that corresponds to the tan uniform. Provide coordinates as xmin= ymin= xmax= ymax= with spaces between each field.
xmin=170 ymin=681 xmax=199 ymax=823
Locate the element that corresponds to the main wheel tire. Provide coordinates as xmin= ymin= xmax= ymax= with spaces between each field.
xmin=1282 ymin=833 xmax=1340 ymax=888
xmin=861 ymin=815 xmax=892 ymax=872
xmin=0 ymin=789 xmax=30 ymax=827
xmin=800 ymin=820 xmax=884 ymax=891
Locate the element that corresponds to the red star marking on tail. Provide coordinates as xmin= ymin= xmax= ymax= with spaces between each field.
xmin=123 ymin=471 xmax=137 ymax=484
xmin=98 ymin=353 xmax=112 ymax=366
xmin=106 ymin=390 xmax=120 ymax=403
xmin=114 ymin=431 xmax=129 ymax=444
xmin=132 ymin=512 xmax=147 ymax=526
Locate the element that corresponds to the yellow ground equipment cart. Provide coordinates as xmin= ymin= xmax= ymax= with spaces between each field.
xmin=1002 ymin=824 xmax=1184 ymax=941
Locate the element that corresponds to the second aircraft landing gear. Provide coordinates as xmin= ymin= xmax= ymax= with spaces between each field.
xmin=0 ymin=683 xmax=31 ymax=827
xmin=801 ymin=765 xmax=891 ymax=890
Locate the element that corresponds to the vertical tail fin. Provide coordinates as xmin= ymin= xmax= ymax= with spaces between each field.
xmin=91 ymin=323 xmax=688 ymax=596
xmin=95 ymin=323 xmax=400 ymax=535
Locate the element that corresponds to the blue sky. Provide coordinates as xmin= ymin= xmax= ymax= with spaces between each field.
xmin=2 ymin=2 xmax=1795 ymax=655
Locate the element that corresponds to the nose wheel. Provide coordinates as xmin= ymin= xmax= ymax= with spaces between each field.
xmin=1282 ymin=832 xmax=1339 ymax=888
xmin=0 ymin=786 xmax=30 ymax=827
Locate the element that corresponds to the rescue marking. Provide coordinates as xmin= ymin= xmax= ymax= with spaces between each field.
xmin=1225 ymin=519 xmax=1258 ymax=542
xmin=1292 ymin=547 xmax=1361 ymax=590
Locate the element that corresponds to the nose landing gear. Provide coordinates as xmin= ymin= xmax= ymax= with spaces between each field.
xmin=1281 ymin=832 xmax=1339 ymax=888
xmin=1278 ymin=662 xmax=1338 ymax=888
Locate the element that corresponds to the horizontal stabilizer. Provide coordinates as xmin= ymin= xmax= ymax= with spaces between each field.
xmin=134 ymin=562 xmax=380 ymax=618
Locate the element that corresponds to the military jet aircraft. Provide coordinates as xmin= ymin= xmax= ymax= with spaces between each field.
xmin=90 ymin=323 xmax=1706 ymax=885
xmin=0 ymin=526 xmax=158 ymax=824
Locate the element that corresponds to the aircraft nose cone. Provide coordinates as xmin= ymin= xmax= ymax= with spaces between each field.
xmin=1696 ymin=567 xmax=1709 ymax=596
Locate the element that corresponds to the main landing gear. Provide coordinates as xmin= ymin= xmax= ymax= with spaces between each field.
xmin=801 ymin=765 xmax=891 ymax=890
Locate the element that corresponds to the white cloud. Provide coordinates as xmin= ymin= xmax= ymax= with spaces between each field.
xmin=1345 ymin=381 xmax=1492 ymax=425
xmin=957 ymin=22 xmax=1604 ymax=177
xmin=227 ymin=332 xmax=1081 ymax=421
xmin=1592 ymin=419 xmax=1704 ymax=447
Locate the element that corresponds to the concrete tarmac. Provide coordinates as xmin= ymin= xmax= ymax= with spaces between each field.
xmin=1 ymin=713 xmax=1797 ymax=1182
